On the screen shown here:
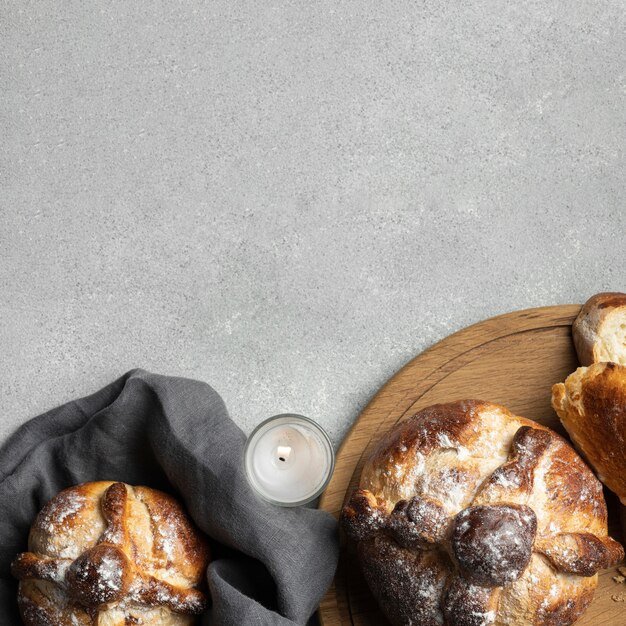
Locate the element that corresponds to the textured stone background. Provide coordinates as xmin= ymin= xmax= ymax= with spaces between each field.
xmin=2 ymin=1 xmax=625 ymax=448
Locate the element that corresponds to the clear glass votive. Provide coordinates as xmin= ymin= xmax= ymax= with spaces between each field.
xmin=244 ymin=414 xmax=335 ymax=507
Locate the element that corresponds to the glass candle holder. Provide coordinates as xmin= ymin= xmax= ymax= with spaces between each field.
xmin=244 ymin=414 xmax=335 ymax=507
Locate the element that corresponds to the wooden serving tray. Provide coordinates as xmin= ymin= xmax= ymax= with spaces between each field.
xmin=319 ymin=305 xmax=625 ymax=626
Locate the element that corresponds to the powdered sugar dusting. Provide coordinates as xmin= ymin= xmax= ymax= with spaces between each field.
xmin=70 ymin=613 xmax=84 ymax=626
xmin=421 ymin=466 xmax=473 ymax=513
xmin=436 ymin=433 xmax=455 ymax=448
xmin=491 ymin=470 xmax=521 ymax=490
xmin=96 ymin=554 xmax=123 ymax=593
xmin=151 ymin=513 xmax=178 ymax=565
xmin=34 ymin=490 xmax=89 ymax=560
xmin=471 ymin=609 xmax=496 ymax=625
xmin=38 ymin=491 xmax=85 ymax=534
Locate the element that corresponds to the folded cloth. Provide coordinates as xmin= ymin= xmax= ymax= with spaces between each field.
xmin=0 ymin=369 xmax=339 ymax=625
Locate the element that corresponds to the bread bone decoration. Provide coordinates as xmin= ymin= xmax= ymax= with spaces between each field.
xmin=340 ymin=400 xmax=623 ymax=626
xmin=552 ymin=292 xmax=626 ymax=514
xmin=11 ymin=481 xmax=210 ymax=626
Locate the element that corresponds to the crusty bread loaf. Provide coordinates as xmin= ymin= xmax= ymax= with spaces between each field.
xmin=552 ymin=362 xmax=626 ymax=506
xmin=11 ymin=481 xmax=210 ymax=626
xmin=552 ymin=291 xmax=626 ymax=539
xmin=572 ymin=292 xmax=626 ymax=366
xmin=340 ymin=400 xmax=622 ymax=626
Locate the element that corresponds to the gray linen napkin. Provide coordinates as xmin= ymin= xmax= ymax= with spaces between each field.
xmin=0 ymin=369 xmax=339 ymax=625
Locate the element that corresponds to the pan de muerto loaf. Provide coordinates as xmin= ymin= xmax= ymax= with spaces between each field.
xmin=11 ymin=481 xmax=210 ymax=626
xmin=340 ymin=400 xmax=623 ymax=626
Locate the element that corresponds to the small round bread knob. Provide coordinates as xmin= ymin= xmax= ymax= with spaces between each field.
xmin=66 ymin=543 xmax=132 ymax=608
xmin=387 ymin=496 xmax=448 ymax=548
xmin=451 ymin=503 xmax=537 ymax=586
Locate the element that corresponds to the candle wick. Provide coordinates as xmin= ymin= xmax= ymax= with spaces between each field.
xmin=277 ymin=445 xmax=292 ymax=463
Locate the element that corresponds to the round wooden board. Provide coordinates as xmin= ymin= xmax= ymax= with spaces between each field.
xmin=319 ymin=305 xmax=625 ymax=626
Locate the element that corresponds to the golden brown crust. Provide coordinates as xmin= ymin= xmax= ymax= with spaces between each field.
xmin=12 ymin=482 xmax=210 ymax=626
xmin=534 ymin=580 xmax=596 ymax=626
xmin=340 ymin=400 xmax=621 ymax=626
xmin=552 ymin=362 xmax=626 ymax=505
xmin=572 ymin=292 xmax=626 ymax=366
xmin=366 ymin=399 xmax=485 ymax=475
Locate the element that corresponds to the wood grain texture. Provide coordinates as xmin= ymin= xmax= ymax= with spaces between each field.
xmin=319 ymin=305 xmax=625 ymax=626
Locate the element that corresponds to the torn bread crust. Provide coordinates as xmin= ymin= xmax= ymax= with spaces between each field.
xmin=552 ymin=362 xmax=626 ymax=506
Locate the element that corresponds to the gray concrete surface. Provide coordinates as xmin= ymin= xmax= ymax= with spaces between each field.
xmin=2 ymin=1 xmax=625 ymax=449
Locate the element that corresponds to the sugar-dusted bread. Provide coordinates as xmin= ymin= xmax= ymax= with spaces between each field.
xmin=572 ymin=292 xmax=626 ymax=366
xmin=11 ymin=481 xmax=210 ymax=626
xmin=340 ymin=400 xmax=623 ymax=626
xmin=552 ymin=362 xmax=626 ymax=505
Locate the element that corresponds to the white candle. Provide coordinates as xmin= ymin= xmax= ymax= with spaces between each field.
xmin=244 ymin=414 xmax=335 ymax=506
